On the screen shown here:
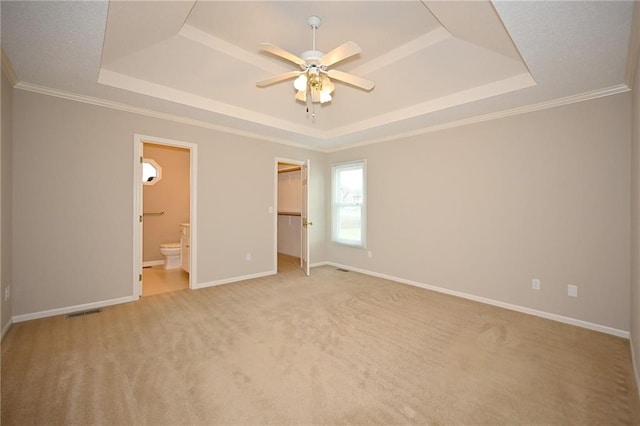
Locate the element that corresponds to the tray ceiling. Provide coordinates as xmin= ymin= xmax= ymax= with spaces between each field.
xmin=1 ymin=1 xmax=634 ymax=151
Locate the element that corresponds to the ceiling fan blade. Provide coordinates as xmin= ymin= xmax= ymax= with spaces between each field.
xmin=258 ymin=43 xmax=306 ymax=67
xmin=256 ymin=71 xmax=302 ymax=88
xmin=320 ymin=41 xmax=361 ymax=67
xmin=326 ymin=69 xmax=375 ymax=91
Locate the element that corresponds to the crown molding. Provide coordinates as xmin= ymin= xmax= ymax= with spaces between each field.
xmin=325 ymin=71 xmax=536 ymax=141
xmin=11 ymin=78 xmax=630 ymax=154
xmin=97 ymin=68 xmax=318 ymax=139
xmin=350 ymin=27 xmax=451 ymax=76
xmin=327 ymin=83 xmax=631 ymax=152
xmin=13 ymin=81 xmax=322 ymax=151
xmin=1 ymin=48 xmax=19 ymax=86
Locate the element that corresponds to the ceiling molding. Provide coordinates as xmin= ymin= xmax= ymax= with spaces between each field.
xmin=1 ymin=48 xmax=19 ymax=87
xmin=10 ymin=78 xmax=630 ymax=155
xmin=13 ymin=81 xmax=319 ymax=151
xmin=325 ymin=72 xmax=536 ymax=140
xmin=328 ymin=83 xmax=631 ymax=152
xmin=349 ymin=27 xmax=452 ymax=76
xmin=178 ymin=24 xmax=288 ymax=75
xmin=98 ymin=68 xmax=318 ymax=138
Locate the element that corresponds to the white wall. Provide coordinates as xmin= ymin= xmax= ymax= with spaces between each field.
xmin=277 ymin=215 xmax=301 ymax=257
xmin=11 ymin=89 xmax=325 ymax=317
xmin=629 ymin=1 xmax=640 ymax=387
xmin=328 ymin=93 xmax=631 ymax=332
xmin=0 ymin=66 xmax=13 ymax=332
xmin=1 ymin=66 xmax=13 ymax=333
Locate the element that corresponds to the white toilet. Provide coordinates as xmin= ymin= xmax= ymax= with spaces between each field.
xmin=160 ymin=242 xmax=181 ymax=270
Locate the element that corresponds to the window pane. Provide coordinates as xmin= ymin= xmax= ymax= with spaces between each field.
xmin=337 ymin=169 xmax=363 ymax=204
xmin=331 ymin=160 xmax=366 ymax=247
xmin=337 ymin=205 xmax=361 ymax=242
xmin=142 ymin=162 xmax=158 ymax=182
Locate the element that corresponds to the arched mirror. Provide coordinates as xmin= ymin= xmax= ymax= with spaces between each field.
xmin=142 ymin=158 xmax=162 ymax=185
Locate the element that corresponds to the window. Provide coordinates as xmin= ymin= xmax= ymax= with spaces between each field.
xmin=331 ymin=160 xmax=366 ymax=247
xmin=142 ymin=158 xmax=162 ymax=186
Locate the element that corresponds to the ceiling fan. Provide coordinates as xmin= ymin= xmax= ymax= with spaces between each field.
xmin=256 ymin=16 xmax=375 ymax=105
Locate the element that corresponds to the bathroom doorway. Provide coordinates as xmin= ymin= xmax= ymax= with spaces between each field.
xmin=133 ymin=135 xmax=198 ymax=298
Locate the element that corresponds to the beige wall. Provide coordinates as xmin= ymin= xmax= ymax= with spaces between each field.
xmin=1 ymin=68 xmax=13 ymax=332
xmin=630 ymin=2 xmax=640 ymax=387
xmin=327 ymin=93 xmax=631 ymax=331
xmin=142 ymin=143 xmax=190 ymax=262
xmin=6 ymin=64 xmax=634 ymax=335
xmin=11 ymin=89 xmax=325 ymax=317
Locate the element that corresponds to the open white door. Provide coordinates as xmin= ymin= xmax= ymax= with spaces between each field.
xmin=301 ymin=160 xmax=311 ymax=276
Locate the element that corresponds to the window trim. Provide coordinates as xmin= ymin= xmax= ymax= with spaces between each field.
xmin=331 ymin=160 xmax=367 ymax=248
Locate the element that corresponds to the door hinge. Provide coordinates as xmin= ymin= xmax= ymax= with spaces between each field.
xmin=139 ymin=215 xmax=143 ymax=223
xmin=140 ymin=156 xmax=143 ymax=163
xmin=139 ymin=274 xmax=142 ymax=282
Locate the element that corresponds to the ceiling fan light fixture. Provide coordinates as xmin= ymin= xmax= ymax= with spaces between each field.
xmin=320 ymin=91 xmax=332 ymax=104
xmin=321 ymin=74 xmax=334 ymax=94
xmin=257 ymin=15 xmax=375 ymax=111
xmin=293 ymin=74 xmax=307 ymax=91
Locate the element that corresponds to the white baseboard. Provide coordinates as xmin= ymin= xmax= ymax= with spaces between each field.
xmin=10 ymin=269 xmax=278 ymax=322
xmin=12 ymin=295 xmax=139 ymax=323
xmin=1 ymin=317 xmax=13 ymax=341
xmin=143 ymin=260 xmax=164 ymax=268
xmin=326 ymin=262 xmax=629 ymax=338
xmin=193 ymin=270 xmax=277 ymax=290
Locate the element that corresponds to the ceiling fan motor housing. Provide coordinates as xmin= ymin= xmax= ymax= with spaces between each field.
xmin=301 ymin=50 xmax=324 ymax=68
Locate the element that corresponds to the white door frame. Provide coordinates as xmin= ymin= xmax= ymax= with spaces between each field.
xmin=133 ymin=134 xmax=198 ymax=297
xmin=274 ymin=157 xmax=307 ymax=273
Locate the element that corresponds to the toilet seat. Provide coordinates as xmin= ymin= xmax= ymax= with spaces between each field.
xmin=160 ymin=242 xmax=181 ymax=250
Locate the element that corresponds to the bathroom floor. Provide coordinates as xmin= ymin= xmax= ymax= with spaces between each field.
xmin=142 ymin=266 xmax=189 ymax=296
xmin=142 ymin=254 xmax=300 ymax=297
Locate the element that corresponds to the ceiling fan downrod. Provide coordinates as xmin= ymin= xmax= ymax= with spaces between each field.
xmin=308 ymin=15 xmax=321 ymax=51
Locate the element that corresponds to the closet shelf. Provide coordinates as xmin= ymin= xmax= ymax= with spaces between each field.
xmin=278 ymin=211 xmax=301 ymax=216
xmin=278 ymin=166 xmax=302 ymax=173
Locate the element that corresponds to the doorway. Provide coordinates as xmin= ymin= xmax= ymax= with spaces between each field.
xmin=133 ymin=134 xmax=198 ymax=298
xmin=275 ymin=158 xmax=310 ymax=275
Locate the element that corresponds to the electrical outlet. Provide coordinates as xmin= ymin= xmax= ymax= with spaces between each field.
xmin=246 ymin=252 xmax=251 ymax=261
xmin=4 ymin=286 xmax=9 ymax=301
xmin=568 ymin=284 xmax=578 ymax=298
xmin=367 ymin=251 xmax=373 ymax=258
xmin=532 ymin=279 xmax=541 ymax=290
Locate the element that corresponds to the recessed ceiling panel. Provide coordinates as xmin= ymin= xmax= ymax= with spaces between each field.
xmin=184 ymin=1 xmax=442 ymax=69
xmin=99 ymin=0 xmax=533 ymax=140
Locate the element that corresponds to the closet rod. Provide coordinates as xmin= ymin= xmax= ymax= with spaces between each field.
xmin=143 ymin=211 xmax=165 ymax=216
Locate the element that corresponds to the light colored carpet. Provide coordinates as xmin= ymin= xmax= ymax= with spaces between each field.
xmin=2 ymin=262 xmax=639 ymax=425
